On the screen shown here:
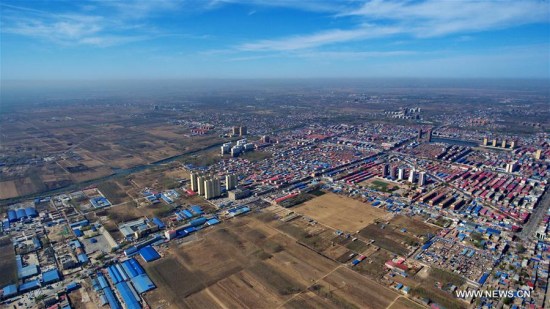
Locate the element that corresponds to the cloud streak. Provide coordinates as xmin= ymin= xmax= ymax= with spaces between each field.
xmin=0 ymin=0 xmax=190 ymax=47
xmin=238 ymin=0 xmax=550 ymax=51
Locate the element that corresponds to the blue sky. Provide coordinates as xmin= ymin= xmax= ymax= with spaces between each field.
xmin=1 ymin=0 xmax=549 ymax=79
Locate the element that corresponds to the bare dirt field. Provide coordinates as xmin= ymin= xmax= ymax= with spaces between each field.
xmin=143 ymin=212 xmax=401 ymax=309
xmin=0 ymin=236 xmax=17 ymax=287
xmin=0 ymin=181 xmax=18 ymax=199
xmin=387 ymin=297 xmax=426 ymax=309
xmin=293 ymin=192 xmax=391 ymax=232
xmin=359 ymin=215 xmax=440 ymax=256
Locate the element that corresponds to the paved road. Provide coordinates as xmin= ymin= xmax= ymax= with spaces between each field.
xmin=519 ymin=187 xmax=550 ymax=240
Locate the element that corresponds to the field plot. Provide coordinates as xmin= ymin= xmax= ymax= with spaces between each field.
xmin=390 ymin=215 xmax=441 ymax=237
xmin=0 ymin=181 xmax=18 ymax=199
xmin=358 ymin=215 xmax=439 ymax=256
xmin=144 ymin=213 xmax=401 ymax=309
xmin=293 ymin=192 xmax=391 ymax=232
xmin=387 ymin=297 xmax=426 ymax=309
xmin=307 ymin=267 xmax=400 ymax=309
xmin=359 ymin=224 xmax=418 ymax=256
xmin=0 ymin=237 xmax=17 ymax=287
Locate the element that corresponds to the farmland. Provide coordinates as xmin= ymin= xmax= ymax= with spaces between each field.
xmin=143 ymin=212 xmax=407 ymax=309
xmin=292 ymin=192 xmax=391 ymax=232
xmin=0 ymin=236 xmax=17 ymax=287
xmin=358 ymin=215 xmax=441 ymax=256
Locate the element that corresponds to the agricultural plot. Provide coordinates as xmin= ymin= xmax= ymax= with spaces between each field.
xmin=359 ymin=224 xmax=419 ymax=256
xmin=293 ymin=192 xmax=391 ymax=232
xmin=310 ymin=267 xmax=401 ymax=309
xmin=144 ymin=213 xmax=400 ymax=309
xmin=359 ymin=215 xmax=439 ymax=256
xmin=0 ymin=237 xmax=17 ymax=287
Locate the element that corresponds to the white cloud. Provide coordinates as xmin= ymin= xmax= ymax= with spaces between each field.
xmin=238 ymin=0 xmax=550 ymax=51
xmin=240 ymin=25 xmax=401 ymax=51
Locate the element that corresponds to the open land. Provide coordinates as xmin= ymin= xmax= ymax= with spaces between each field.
xmin=292 ymin=193 xmax=391 ymax=232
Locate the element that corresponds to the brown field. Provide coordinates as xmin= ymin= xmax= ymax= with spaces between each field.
xmin=0 ymin=237 xmax=17 ymax=287
xmin=0 ymin=181 xmax=18 ymax=199
xmin=315 ymin=267 xmax=400 ymax=309
xmin=144 ymin=212 xmax=400 ymax=309
xmin=390 ymin=215 xmax=441 ymax=237
xmin=293 ymin=193 xmax=391 ymax=232
xmin=359 ymin=215 xmax=440 ymax=256
xmin=387 ymin=297 xmax=426 ymax=309
xmin=0 ymin=105 xmax=227 ymax=200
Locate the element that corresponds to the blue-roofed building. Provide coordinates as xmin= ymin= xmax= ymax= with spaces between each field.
xmin=2 ymin=284 xmax=18 ymax=298
xmin=182 ymin=209 xmax=194 ymax=218
xmin=115 ymin=282 xmax=141 ymax=309
xmin=2 ymin=219 xmax=10 ymax=230
xmin=190 ymin=205 xmax=203 ymax=215
xmin=69 ymin=219 xmax=89 ymax=228
xmin=19 ymin=264 xmax=39 ymax=279
xmin=478 ymin=273 xmax=489 ymax=285
xmin=69 ymin=240 xmax=82 ymax=249
xmin=90 ymin=197 xmax=111 ymax=209
xmin=121 ymin=258 xmax=145 ymax=279
xmin=24 ymin=207 xmax=38 ymax=218
xmin=130 ymin=274 xmax=156 ymax=293
xmin=139 ymin=246 xmax=160 ymax=262
xmin=65 ymin=282 xmax=80 ymax=293
xmin=19 ymin=280 xmax=40 ymax=293
xmin=151 ymin=217 xmax=165 ymax=229
xmin=15 ymin=209 xmax=26 ymax=220
xmin=78 ymin=253 xmax=89 ymax=264
xmin=7 ymin=210 xmax=17 ymax=222
xmin=206 ymin=218 xmax=220 ymax=226
xmin=108 ymin=266 xmax=122 ymax=284
xmin=42 ymin=269 xmax=61 ymax=285
xmin=103 ymin=287 xmax=121 ymax=309
xmin=74 ymin=229 xmax=84 ymax=237
xmin=97 ymin=274 xmax=109 ymax=289
xmin=32 ymin=237 xmax=42 ymax=251
xmin=122 ymin=261 xmax=138 ymax=278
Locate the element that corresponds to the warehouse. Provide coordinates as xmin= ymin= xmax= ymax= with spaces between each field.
xmin=115 ymin=281 xmax=141 ymax=309
xmin=2 ymin=284 xmax=17 ymax=299
xmin=42 ymin=268 xmax=61 ymax=285
xmin=139 ymin=246 xmax=160 ymax=262
xmin=130 ymin=274 xmax=156 ymax=293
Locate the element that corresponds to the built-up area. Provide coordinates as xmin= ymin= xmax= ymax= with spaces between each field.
xmin=1 ymin=121 xmax=549 ymax=309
